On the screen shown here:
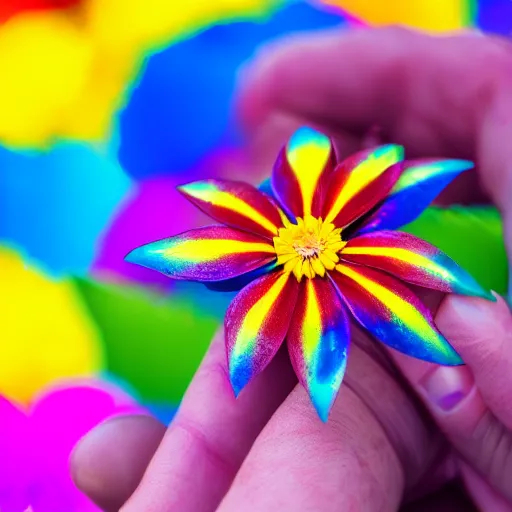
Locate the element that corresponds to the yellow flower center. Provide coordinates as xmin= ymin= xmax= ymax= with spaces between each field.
xmin=273 ymin=216 xmax=346 ymax=281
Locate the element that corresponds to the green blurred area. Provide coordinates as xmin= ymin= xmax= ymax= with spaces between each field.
xmin=74 ymin=277 xmax=220 ymax=404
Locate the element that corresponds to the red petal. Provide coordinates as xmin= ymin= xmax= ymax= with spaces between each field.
xmin=225 ymin=271 xmax=299 ymax=395
xmin=287 ymin=278 xmax=350 ymax=422
xmin=322 ymin=145 xmax=403 ymax=228
xmin=342 ymin=231 xmax=493 ymax=299
xmin=272 ymin=127 xmax=335 ymax=219
xmin=178 ymin=179 xmax=283 ymax=239
xmin=332 ymin=263 xmax=462 ymax=365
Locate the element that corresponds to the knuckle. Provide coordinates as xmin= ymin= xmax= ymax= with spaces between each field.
xmin=197 ymin=357 xmax=229 ymax=388
xmin=471 ymin=411 xmax=512 ymax=497
xmin=171 ymin=417 xmax=237 ymax=478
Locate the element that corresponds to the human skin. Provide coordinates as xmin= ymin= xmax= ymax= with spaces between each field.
xmin=72 ymin=28 xmax=512 ymax=511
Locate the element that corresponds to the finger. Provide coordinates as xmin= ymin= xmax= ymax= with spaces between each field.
xmin=121 ymin=331 xmax=297 ymax=512
xmin=219 ymin=385 xmax=403 ymax=511
xmin=122 ymin=121 xmax=368 ymax=511
xmin=396 ymin=294 xmax=512 ymax=501
xmin=71 ymin=414 xmax=166 ymax=512
xmin=460 ymin=461 xmax=512 ymax=512
xmin=236 ymin=28 xmax=512 ymax=209
xmin=217 ymin=336 xmax=452 ymax=511
xmin=435 ymin=295 xmax=512 ymax=429
xmin=340 ymin=327 xmax=455 ymax=500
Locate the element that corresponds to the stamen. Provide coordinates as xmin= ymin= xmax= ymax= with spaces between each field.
xmin=273 ymin=215 xmax=345 ymax=281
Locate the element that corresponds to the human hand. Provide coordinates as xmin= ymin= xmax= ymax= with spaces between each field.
xmin=71 ymin=27 xmax=512 ymax=511
xmin=235 ymin=26 xmax=512 ymax=511
xmin=72 ymin=320 xmax=456 ymax=511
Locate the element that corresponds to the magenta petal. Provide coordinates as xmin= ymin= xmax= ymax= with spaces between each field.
xmin=126 ymin=226 xmax=276 ymax=282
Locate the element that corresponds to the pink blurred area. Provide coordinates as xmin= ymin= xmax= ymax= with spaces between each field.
xmin=0 ymin=381 xmax=143 ymax=511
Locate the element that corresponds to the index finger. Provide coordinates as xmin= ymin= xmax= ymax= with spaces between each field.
xmin=237 ymin=28 xmax=512 ymax=212
xmin=120 ymin=331 xmax=297 ymax=511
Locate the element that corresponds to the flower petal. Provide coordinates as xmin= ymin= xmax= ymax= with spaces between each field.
xmin=205 ymin=260 xmax=279 ymax=292
xmin=125 ymin=226 xmax=276 ymax=282
xmin=355 ymin=159 xmax=474 ymax=234
xmin=225 ymin=271 xmax=299 ymax=395
xmin=258 ymin=177 xmax=274 ymax=199
xmin=322 ymin=145 xmax=404 ymax=227
xmin=178 ymin=179 xmax=283 ymax=239
xmin=272 ymin=127 xmax=335 ymax=219
xmin=342 ymin=231 xmax=493 ymax=300
xmin=332 ymin=263 xmax=462 ymax=365
xmin=287 ymin=277 xmax=350 ymax=422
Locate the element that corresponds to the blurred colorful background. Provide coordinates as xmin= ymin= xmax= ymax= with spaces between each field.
xmin=1 ymin=0 xmax=511 ymax=509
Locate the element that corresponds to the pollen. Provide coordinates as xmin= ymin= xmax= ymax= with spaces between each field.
xmin=273 ymin=215 xmax=346 ymax=281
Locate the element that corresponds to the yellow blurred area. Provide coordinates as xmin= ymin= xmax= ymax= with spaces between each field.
xmin=0 ymin=248 xmax=103 ymax=404
xmin=324 ymin=0 xmax=473 ymax=32
xmin=0 ymin=0 xmax=280 ymax=147
xmin=0 ymin=13 xmax=93 ymax=146
xmin=86 ymin=0 xmax=280 ymax=54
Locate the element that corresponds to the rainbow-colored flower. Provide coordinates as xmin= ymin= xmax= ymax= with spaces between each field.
xmin=127 ymin=127 xmax=492 ymax=421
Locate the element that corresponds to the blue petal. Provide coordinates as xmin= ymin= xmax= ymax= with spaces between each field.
xmin=355 ymin=159 xmax=473 ymax=235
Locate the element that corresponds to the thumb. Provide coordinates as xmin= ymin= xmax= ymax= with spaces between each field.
xmin=393 ymin=293 xmax=512 ymax=503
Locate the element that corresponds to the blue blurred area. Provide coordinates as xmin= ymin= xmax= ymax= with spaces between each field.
xmin=477 ymin=0 xmax=512 ymax=35
xmin=0 ymin=144 xmax=130 ymax=275
xmin=118 ymin=2 xmax=345 ymax=180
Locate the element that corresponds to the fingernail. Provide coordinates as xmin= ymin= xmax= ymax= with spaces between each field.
xmin=435 ymin=295 xmax=488 ymax=336
xmin=72 ymin=412 xmax=151 ymax=457
xmin=450 ymin=294 xmax=488 ymax=316
xmin=419 ymin=366 xmax=474 ymax=412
